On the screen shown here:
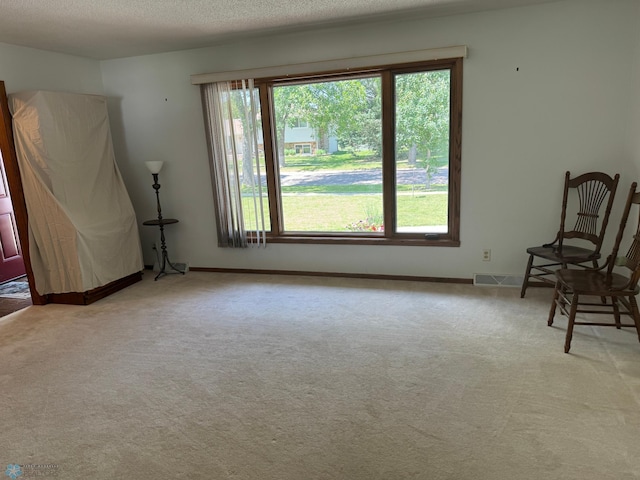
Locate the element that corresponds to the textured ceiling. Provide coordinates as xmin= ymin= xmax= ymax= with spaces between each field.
xmin=0 ymin=0 xmax=558 ymax=60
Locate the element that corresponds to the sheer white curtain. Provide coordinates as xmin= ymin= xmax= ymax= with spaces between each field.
xmin=201 ymin=80 xmax=267 ymax=248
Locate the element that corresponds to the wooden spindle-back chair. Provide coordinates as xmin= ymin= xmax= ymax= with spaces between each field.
xmin=548 ymin=182 xmax=640 ymax=353
xmin=521 ymin=171 xmax=619 ymax=298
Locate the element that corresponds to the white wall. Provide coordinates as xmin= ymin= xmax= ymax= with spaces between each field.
xmin=631 ymin=3 xmax=640 ymax=175
xmin=0 ymin=43 xmax=103 ymax=94
xmin=100 ymin=0 xmax=640 ymax=280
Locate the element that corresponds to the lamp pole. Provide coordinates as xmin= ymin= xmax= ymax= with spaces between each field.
xmin=143 ymin=163 xmax=185 ymax=280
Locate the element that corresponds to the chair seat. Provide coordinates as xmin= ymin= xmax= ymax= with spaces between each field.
xmin=555 ymin=268 xmax=636 ymax=295
xmin=526 ymin=245 xmax=600 ymax=263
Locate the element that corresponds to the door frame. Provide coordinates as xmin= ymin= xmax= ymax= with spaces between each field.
xmin=0 ymin=81 xmax=46 ymax=305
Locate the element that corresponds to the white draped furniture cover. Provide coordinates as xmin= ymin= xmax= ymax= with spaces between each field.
xmin=9 ymin=90 xmax=143 ymax=295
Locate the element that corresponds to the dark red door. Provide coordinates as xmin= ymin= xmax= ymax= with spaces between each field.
xmin=0 ymin=149 xmax=25 ymax=283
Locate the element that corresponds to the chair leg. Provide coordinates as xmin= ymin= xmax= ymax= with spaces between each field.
xmin=628 ymin=295 xmax=640 ymax=343
xmin=548 ymin=281 xmax=560 ymax=326
xmin=521 ymin=254 xmax=534 ymax=298
xmin=558 ymin=283 xmax=569 ymax=311
xmin=612 ymin=297 xmax=622 ymax=329
xmin=564 ymin=294 xmax=579 ymax=353
xmin=593 ymin=260 xmax=607 ymax=304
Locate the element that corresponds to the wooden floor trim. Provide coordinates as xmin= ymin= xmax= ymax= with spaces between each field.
xmin=189 ymin=267 xmax=473 ymax=285
xmin=46 ymin=271 xmax=143 ymax=305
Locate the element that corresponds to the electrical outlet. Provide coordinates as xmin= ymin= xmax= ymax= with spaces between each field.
xmin=482 ymin=249 xmax=491 ymax=261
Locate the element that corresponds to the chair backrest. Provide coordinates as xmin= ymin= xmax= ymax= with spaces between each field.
xmin=605 ymin=182 xmax=640 ymax=289
xmin=557 ymin=171 xmax=620 ymax=253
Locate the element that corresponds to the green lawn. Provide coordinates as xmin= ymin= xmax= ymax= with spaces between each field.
xmin=282 ymin=151 xmax=381 ymax=171
xmin=243 ymin=192 xmax=448 ymax=232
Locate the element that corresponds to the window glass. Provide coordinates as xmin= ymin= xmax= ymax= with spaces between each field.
xmin=394 ymin=70 xmax=451 ymax=233
xmin=272 ymin=77 xmax=383 ymax=233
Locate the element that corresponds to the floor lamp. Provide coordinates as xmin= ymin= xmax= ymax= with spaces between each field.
xmin=143 ymin=161 xmax=185 ymax=281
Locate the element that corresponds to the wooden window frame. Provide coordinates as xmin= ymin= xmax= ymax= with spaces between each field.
xmin=248 ymin=57 xmax=462 ymax=247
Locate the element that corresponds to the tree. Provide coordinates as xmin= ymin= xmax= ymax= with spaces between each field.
xmin=271 ymin=70 xmax=450 ymax=175
xmin=395 ymin=70 xmax=450 ymax=179
xmin=301 ymin=79 xmax=374 ymax=154
xmin=273 ymin=78 xmax=382 ymax=158
xmin=335 ymin=77 xmax=381 ymax=155
xmin=272 ymin=86 xmax=307 ymax=167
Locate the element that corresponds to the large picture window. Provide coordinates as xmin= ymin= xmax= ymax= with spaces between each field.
xmin=206 ymin=57 xmax=462 ymax=246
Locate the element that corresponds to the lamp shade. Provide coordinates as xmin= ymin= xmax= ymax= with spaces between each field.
xmin=145 ymin=161 xmax=164 ymax=174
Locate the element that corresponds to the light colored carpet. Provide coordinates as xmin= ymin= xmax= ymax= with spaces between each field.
xmin=1 ymin=271 xmax=639 ymax=479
